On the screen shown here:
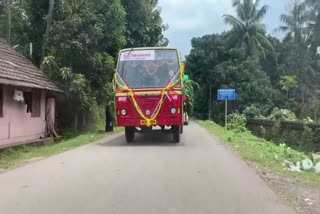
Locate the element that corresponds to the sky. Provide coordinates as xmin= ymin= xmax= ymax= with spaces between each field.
xmin=159 ymin=0 xmax=290 ymax=57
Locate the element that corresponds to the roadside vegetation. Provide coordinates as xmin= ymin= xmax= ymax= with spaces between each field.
xmin=187 ymin=0 xmax=320 ymax=123
xmin=198 ymin=120 xmax=320 ymax=185
xmin=0 ymin=127 xmax=123 ymax=170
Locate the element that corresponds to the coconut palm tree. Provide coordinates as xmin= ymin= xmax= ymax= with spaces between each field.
xmin=223 ymin=0 xmax=273 ymax=57
xmin=304 ymin=0 xmax=320 ymax=54
xmin=278 ymin=0 xmax=309 ymax=43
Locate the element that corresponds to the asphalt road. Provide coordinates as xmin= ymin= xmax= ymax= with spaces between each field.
xmin=0 ymin=122 xmax=294 ymax=214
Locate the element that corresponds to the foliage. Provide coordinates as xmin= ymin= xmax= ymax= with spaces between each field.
xmin=0 ymin=1 xmax=6 ymax=39
xmin=309 ymin=90 xmax=320 ymax=121
xmin=223 ymin=0 xmax=274 ymax=57
xmin=277 ymin=0 xmax=320 ymax=118
xmin=186 ymin=34 xmax=227 ymax=85
xmin=121 ymin=0 xmax=168 ymax=47
xmin=214 ymin=57 xmax=276 ymax=114
xmin=184 ymin=79 xmax=199 ymax=115
xmin=268 ymin=107 xmax=297 ymax=121
xmin=2 ymin=0 xmax=320 ymax=130
xmin=188 ymin=0 xmax=320 ymax=122
xmin=300 ymin=125 xmax=315 ymax=152
xmin=243 ymin=105 xmax=264 ymax=119
xmin=227 ymin=112 xmax=247 ymax=133
xmin=41 ymin=0 xmax=124 ymax=129
xmin=193 ymin=86 xmax=210 ymax=118
xmin=186 ymin=34 xmax=276 ymax=120
xmin=279 ymin=75 xmax=298 ymax=93
xmin=303 ymin=0 xmax=320 ymax=54
xmin=7 ymin=0 xmax=51 ymax=64
xmin=277 ymin=0 xmax=309 ymax=43
xmin=198 ymin=120 xmax=320 ymax=185
xmin=279 ymin=75 xmax=298 ymax=100
xmin=1 ymin=0 xmax=167 ymax=130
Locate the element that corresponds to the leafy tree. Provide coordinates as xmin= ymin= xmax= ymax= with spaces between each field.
xmin=223 ymin=0 xmax=274 ymax=57
xmin=121 ymin=0 xmax=168 ymax=47
xmin=260 ymin=36 xmax=284 ymax=87
xmin=186 ymin=34 xmax=228 ymax=85
xmin=276 ymin=1 xmax=320 ymax=118
xmin=214 ymin=54 xmax=276 ymax=115
xmin=186 ymin=32 xmax=276 ymax=120
xmin=279 ymin=75 xmax=298 ymax=98
xmin=0 ymin=0 xmax=11 ymax=43
xmin=186 ymin=34 xmax=229 ymax=119
xmin=42 ymin=0 xmax=126 ymax=129
xmin=1 ymin=0 xmax=168 ymax=130
xmin=309 ymin=90 xmax=320 ymax=121
xmin=0 ymin=1 xmax=5 ymax=39
xmin=7 ymin=0 xmax=51 ymax=64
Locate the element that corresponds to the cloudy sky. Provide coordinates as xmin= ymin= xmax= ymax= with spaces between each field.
xmin=159 ymin=0 xmax=291 ymax=57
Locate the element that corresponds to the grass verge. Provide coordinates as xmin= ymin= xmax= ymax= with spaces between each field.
xmin=0 ymin=127 xmax=123 ymax=171
xmin=198 ymin=120 xmax=320 ymax=186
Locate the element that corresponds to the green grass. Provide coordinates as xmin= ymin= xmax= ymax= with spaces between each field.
xmin=0 ymin=127 xmax=123 ymax=170
xmin=198 ymin=120 xmax=320 ymax=186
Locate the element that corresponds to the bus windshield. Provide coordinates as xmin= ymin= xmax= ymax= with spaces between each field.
xmin=117 ymin=49 xmax=180 ymax=88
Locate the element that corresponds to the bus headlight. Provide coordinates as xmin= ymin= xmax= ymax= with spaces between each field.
xmin=170 ymin=107 xmax=177 ymax=114
xmin=121 ymin=109 xmax=127 ymax=116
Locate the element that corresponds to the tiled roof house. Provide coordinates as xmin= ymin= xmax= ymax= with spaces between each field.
xmin=0 ymin=39 xmax=61 ymax=148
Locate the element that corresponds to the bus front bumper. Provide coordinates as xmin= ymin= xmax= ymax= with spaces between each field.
xmin=117 ymin=117 xmax=183 ymax=127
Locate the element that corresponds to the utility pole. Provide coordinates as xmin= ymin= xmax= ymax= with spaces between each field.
xmin=208 ymin=79 xmax=212 ymax=120
xmin=225 ymin=100 xmax=228 ymax=129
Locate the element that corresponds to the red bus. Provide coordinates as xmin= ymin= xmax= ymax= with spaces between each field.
xmin=114 ymin=47 xmax=185 ymax=143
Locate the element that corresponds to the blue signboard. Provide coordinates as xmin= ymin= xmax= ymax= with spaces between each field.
xmin=218 ymin=89 xmax=236 ymax=101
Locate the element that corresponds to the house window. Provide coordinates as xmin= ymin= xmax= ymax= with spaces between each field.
xmin=31 ymin=89 xmax=41 ymax=118
xmin=0 ymin=86 xmax=3 ymax=118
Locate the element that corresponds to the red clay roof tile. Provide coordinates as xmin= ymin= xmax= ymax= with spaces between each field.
xmin=0 ymin=40 xmax=62 ymax=92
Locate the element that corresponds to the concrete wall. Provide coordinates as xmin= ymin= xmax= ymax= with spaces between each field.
xmin=246 ymin=119 xmax=320 ymax=152
xmin=0 ymin=85 xmax=47 ymax=147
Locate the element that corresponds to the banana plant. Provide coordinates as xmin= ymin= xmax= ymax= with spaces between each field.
xmin=183 ymin=75 xmax=199 ymax=115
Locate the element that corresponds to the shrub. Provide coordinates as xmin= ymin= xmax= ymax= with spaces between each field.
xmin=268 ymin=107 xmax=297 ymax=121
xmin=227 ymin=113 xmax=247 ymax=133
xmin=243 ymin=105 xmax=263 ymax=119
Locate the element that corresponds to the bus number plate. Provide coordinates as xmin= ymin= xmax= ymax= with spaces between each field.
xmin=140 ymin=120 xmax=157 ymax=125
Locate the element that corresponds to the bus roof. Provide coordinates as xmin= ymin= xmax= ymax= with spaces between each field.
xmin=119 ymin=47 xmax=179 ymax=52
xmin=118 ymin=47 xmax=182 ymax=62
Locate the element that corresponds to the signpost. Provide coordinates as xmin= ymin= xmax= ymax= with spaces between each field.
xmin=218 ymin=89 xmax=236 ymax=129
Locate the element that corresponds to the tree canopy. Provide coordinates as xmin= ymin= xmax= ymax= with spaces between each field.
xmin=223 ymin=0 xmax=274 ymax=57
xmin=187 ymin=0 xmax=320 ymax=122
xmin=2 ymin=0 xmax=320 ymax=127
xmin=0 ymin=0 xmax=168 ymax=129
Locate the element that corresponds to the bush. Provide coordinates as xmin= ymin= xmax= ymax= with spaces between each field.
xmin=243 ymin=105 xmax=263 ymax=119
xmin=300 ymin=126 xmax=316 ymax=153
xmin=227 ymin=113 xmax=247 ymax=132
xmin=268 ymin=107 xmax=297 ymax=121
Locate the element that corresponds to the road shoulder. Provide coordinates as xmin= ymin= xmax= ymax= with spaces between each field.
xmin=197 ymin=120 xmax=320 ymax=214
